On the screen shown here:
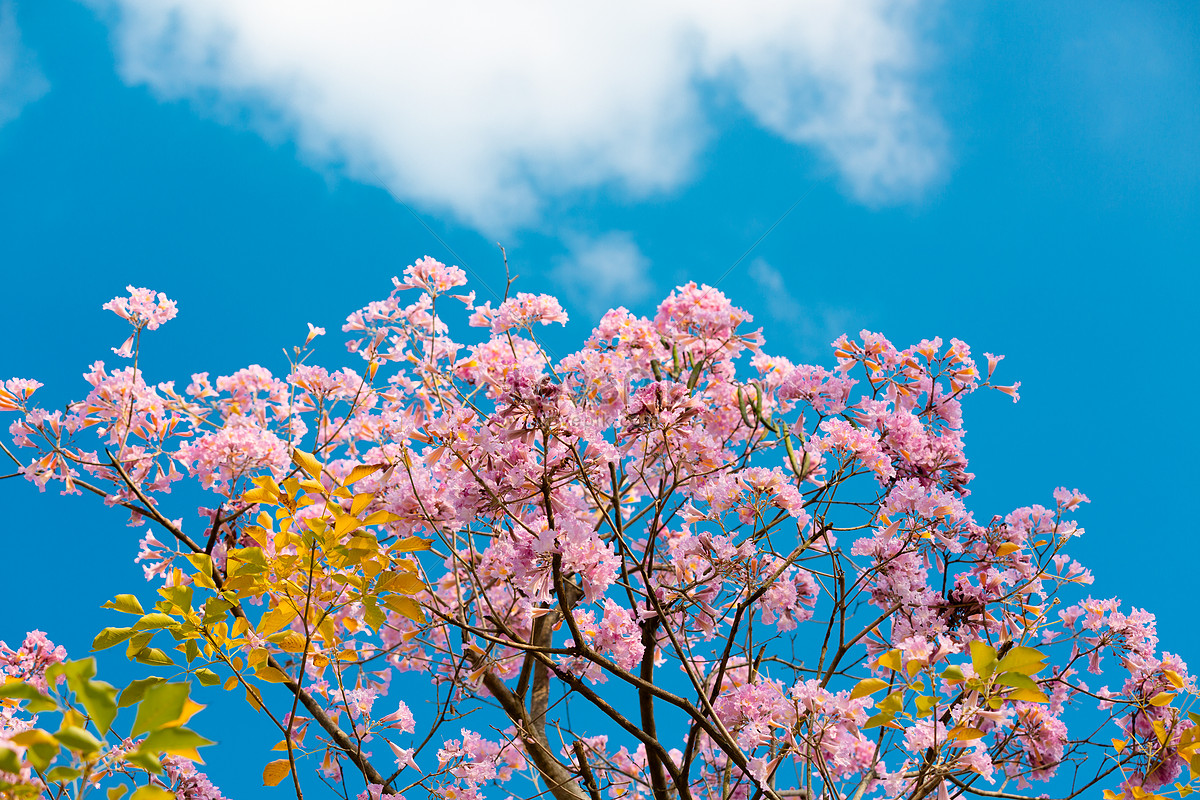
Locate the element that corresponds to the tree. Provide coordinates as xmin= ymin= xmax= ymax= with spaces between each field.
xmin=0 ymin=257 xmax=1195 ymax=800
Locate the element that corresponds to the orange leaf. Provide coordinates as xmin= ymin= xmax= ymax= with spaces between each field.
xmin=263 ymin=759 xmax=291 ymax=787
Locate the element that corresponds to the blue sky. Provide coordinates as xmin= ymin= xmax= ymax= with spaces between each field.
xmin=1 ymin=0 xmax=1197 ymax=794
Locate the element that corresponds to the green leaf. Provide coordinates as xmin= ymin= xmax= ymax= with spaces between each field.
xmin=200 ymin=597 xmax=232 ymax=625
xmin=141 ymin=726 xmax=215 ymax=760
xmin=862 ymin=711 xmax=898 ymax=730
xmin=134 ymin=613 xmax=179 ymax=631
xmin=45 ymin=766 xmax=82 ymax=782
xmin=995 ymin=672 xmax=1040 ymax=693
xmin=130 ymin=682 xmax=190 ymax=738
xmin=108 ymin=787 xmax=130 ymax=800
xmin=9 ymin=728 xmax=60 ymax=771
xmin=915 ymin=695 xmax=939 ymax=717
xmin=193 ymin=669 xmax=220 ymax=688
xmin=92 ymin=627 xmax=138 ymax=652
xmin=0 ymin=680 xmax=57 ymax=713
xmin=970 ymin=641 xmax=998 ymax=679
xmin=877 ymin=690 xmax=905 ymax=714
xmin=995 ymin=646 xmax=1047 ymax=676
xmin=62 ymin=662 xmax=119 ymax=736
xmin=362 ymin=599 xmax=387 ymax=631
xmin=941 ymin=665 xmax=966 ymax=683
xmin=54 ymin=726 xmax=102 ymax=754
xmin=159 ymin=586 xmax=194 ymax=614
xmin=102 ymin=594 xmax=145 ymax=615
xmin=124 ymin=749 xmax=163 ymax=774
xmin=0 ymin=748 xmax=20 ymax=773
xmin=995 ymin=672 xmax=1049 ymax=702
xmin=133 ymin=648 xmax=175 ymax=667
xmin=126 ymin=630 xmax=156 ymax=659
xmin=119 ymin=677 xmax=166 ymax=709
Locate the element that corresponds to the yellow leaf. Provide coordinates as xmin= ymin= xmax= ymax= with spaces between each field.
xmin=223 ymin=676 xmax=239 ymax=691
xmin=255 ymin=666 xmax=292 ymax=684
xmin=995 ymin=542 xmax=1020 ymax=557
xmin=970 ymin=641 xmax=998 ymax=679
xmin=915 ymin=695 xmax=938 ymax=716
xmin=387 ymin=572 xmax=426 ymax=596
xmin=262 ymin=759 xmax=291 ymax=787
xmin=272 ymin=633 xmax=308 ymax=654
xmin=1150 ymin=692 xmax=1176 ymax=707
xmin=334 ymin=515 xmax=362 ymax=538
xmin=1165 ymin=670 xmax=1185 ymax=689
xmin=350 ymin=492 xmax=374 ymax=517
xmin=167 ymin=698 xmax=205 ymax=729
xmin=849 ymin=678 xmax=890 ymax=699
xmin=242 ymin=487 xmax=277 ymax=505
xmin=258 ymin=606 xmax=297 ymax=636
xmin=874 ymin=649 xmax=902 ymax=672
xmin=344 ymin=464 xmax=383 ymax=486
xmin=1007 ymin=687 xmax=1050 ymax=703
xmin=10 ymin=728 xmax=58 ymax=748
xmin=298 ymin=478 xmax=325 ymax=495
xmin=862 ymin=711 xmax=903 ymax=730
xmin=130 ymin=788 xmax=175 ymax=800
xmin=391 ymin=535 xmax=433 ymax=552
xmin=384 ymin=596 xmax=425 ymax=623
xmin=948 ymin=726 xmax=986 ymax=741
xmin=1112 ymin=738 xmax=1127 ymax=753
xmin=291 ymin=449 xmax=323 ymax=480
xmin=877 ymin=690 xmax=905 ymax=714
xmin=364 ymin=509 xmax=403 ymax=527
xmin=941 ymin=665 xmax=966 ymax=684
xmin=103 ymin=594 xmax=145 ymax=615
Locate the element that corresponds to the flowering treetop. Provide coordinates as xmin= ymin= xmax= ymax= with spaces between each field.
xmin=0 ymin=256 xmax=1195 ymax=800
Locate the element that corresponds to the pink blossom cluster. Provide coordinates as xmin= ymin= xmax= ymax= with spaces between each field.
xmin=3 ymin=259 xmax=1194 ymax=800
xmin=0 ymin=630 xmax=66 ymax=694
xmin=469 ymin=292 xmax=569 ymax=334
xmin=103 ymin=285 xmax=179 ymax=357
xmin=164 ymin=756 xmax=230 ymax=800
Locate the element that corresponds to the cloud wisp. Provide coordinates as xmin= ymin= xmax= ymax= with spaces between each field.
xmin=551 ymin=231 xmax=656 ymax=323
xmin=0 ymin=1 xmax=49 ymax=130
xmin=747 ymin=258 xmax=859 ymax=359
xmin=86 ymin=1 xmax=948 ymax=233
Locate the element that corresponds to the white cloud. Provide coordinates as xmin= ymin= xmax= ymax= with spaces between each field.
xmin=0 ymin=1 xmax=49 ymax=129
xmin=86 ymin=0 xmax=946 ymax=232
xmin=552 ymin=231 xmax=655 ymax=321
xmin=747 ymin=258 xmax=858 ymax=358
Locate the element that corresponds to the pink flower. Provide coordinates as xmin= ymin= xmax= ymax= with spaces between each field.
xmin=470 ymin=293 xmax=568 ymax=333
xmin=398 ymin=256 xmax=468 ymax=295
xmin=379 ymin=700 xmax=416 ymax=733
